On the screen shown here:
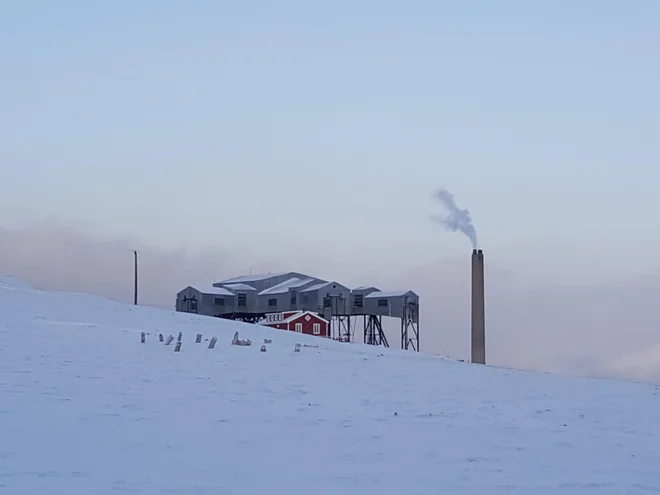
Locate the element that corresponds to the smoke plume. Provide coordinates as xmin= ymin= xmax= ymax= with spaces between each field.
xmin=431 ymin=188 xmax=478 ymax=248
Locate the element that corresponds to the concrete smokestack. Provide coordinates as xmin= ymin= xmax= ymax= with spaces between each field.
xmin=471 ymin=248 xmax=486 ymax=364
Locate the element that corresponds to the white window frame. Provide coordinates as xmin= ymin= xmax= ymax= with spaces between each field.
xmin=313 ymin=323 xmax=321 ymax=335
xmin=295 ymin=323 xmax=303 ymax=333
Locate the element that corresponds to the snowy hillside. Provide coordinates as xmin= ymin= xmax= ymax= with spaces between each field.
xmin=1 ymin=278 xmax=659 ymax=494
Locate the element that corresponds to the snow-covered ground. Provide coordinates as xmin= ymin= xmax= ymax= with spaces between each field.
xmin=1 ymin=277 xmax=659 ymax=494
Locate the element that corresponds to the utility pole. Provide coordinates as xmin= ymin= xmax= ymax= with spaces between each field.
xmin=133 ymin=250 xmax=139 ymax=305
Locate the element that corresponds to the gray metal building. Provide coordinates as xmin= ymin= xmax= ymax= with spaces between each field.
xmin=175 ymin=285 xmax=237 ymax=316
xmin=363 ymin=290 xmax=419 ymax=318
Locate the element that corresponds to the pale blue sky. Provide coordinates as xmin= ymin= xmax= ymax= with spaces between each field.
xmin=2 ymin=1 xmax=659 ymax=279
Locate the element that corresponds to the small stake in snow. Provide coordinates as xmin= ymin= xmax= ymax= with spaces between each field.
xmin=195 ymin=333 xmax=202 ymax=343
xmin=208 ymin=336 xmax=217 ymax=349
xmin=294 ymin=343 xmax=301 ymax=352
xmin=261 ymin=344 xmax=267 ymax=352
xmin=174 ymin=341 xmax=182 ymax=352
xmin=264 ymin=338 xmax=272 ymax=344
xmin=140 ymin=332 xmax=145 ymax=343
xmin=159 ymin=333 xmax=164 ymax=342
xmin=177 ymin=332 xmax=183 ymax=342
xmin=165 ymin=335 xmax=174 ymax=346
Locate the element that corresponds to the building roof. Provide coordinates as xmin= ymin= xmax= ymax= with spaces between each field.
xmin=190 ymin=286 xmax=235 ymax=296
xmin=222 ymin=283 xmax=257 ymax=291
xmin=364 ymin=290 xmax=418 ymax=298
xmin=300 ymin=281 xmax=347 ymax=293
xmin=215 ymin=273 xmax=290 ymax=284
xmin=300 ymin=281 xmax=329 ymax=293
xmin=353 ymin=285 xmax=380 ymax=292
xmin=259 ymin=277 xmax=317 ymax=295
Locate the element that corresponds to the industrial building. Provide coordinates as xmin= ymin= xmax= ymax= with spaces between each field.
xmin=175 ymin=271 xmax=420 ymax=351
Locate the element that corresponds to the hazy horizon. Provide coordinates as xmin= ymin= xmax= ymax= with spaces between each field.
xmin=2 ymin=221 xmax=660 ymax=387
xmin=2 ymin=2 xmax=659 ymax=385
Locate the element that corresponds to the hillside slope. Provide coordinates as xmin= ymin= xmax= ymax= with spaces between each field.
xmin=1 ymin=278 xmax=659 ymax=494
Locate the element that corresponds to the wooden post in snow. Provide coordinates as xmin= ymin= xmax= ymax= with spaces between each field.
xmin=133 ymin=250 xmax=138 ymax=305
xmin=208 ymin=337 xmax=217 ymax=349
xmin=177 ymin=332 xmax=182 ymax=343
xmin=174 ymin=341 xmax=182 ymax=352
xmin=140 ymin=332 xmax=145 ymax=343
xmin=159 ymin=333 xmax=164 ymax=342
xmin=195 ymin=333 xmax=202 ymax=343
xmin=165 ymin=335 xmax=174 ymax=345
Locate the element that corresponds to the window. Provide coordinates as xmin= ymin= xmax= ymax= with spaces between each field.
xmin=377 ymin=299 xmax=388 ymax=307
xmin=295 ymin=323 xmax=302 ymax=333
xmin=268 ymin=298 xmax=277 ymax=307
xmin=313 ymin=323 xmax=321 ymax=335
xmin=214 ymin=297 xmax=225 ymax=306
xmin=323 ymin=296 xmax=332 ymax=308
xmin=290 ymin=294 xmax=297 ymax=305
xmin=237 ymin=293 xmax=247 ymax=307
xmin=354 ymin=294 xmax=363 ymax=308
xmin=190 ymin=297 xmax=198 ymax=312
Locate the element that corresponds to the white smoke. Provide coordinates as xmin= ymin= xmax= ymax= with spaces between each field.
xmin=431 ymin=188 xmax=478 ymax=248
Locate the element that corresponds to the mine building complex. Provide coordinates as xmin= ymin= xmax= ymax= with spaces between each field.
xmin=176 ymin=271 xmax=420 ymax=351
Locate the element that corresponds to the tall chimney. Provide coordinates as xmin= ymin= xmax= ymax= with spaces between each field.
xmin=471 ymin=248 xmax=486 ymax=364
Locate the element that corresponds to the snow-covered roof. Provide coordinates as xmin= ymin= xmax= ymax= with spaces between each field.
xmin=259 ymin=278 xmax=317 ymax=295
xmin=190 ymin=286 xmax=235 ymax=296
xmin=222 ymin=283 xmax=257 ymax=291
xmin=364 ymin=290 xmax=417 ymax=298
xmin=300 ymin=281 xmax=346 ymax=293
xmin=353 ymin=285 xmax=378 ymax=290
xmin=300 ymin=282 xmax=327 ymax=292
xmin=216 ymin=273 xmax=289 ymax=284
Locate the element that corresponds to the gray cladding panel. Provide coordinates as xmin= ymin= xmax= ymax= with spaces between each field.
xmin=258 ymin=291 xmax=294 ymax=313
xmin=235 ymin=290 xmax=258 ymax=313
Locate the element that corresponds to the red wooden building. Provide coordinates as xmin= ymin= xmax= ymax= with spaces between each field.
xmin=259 ymin=311 xmax=330 ymax=338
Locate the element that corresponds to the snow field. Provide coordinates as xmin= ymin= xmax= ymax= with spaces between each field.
xmin=1 ymin=278 xmax=660 ymax=494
